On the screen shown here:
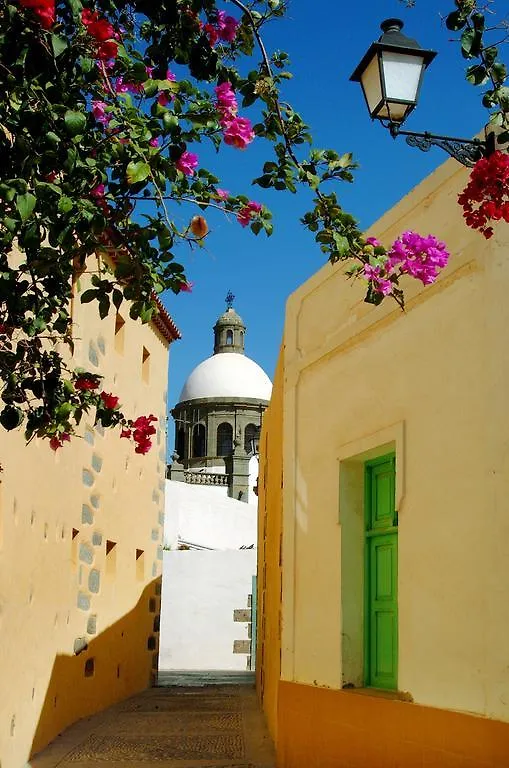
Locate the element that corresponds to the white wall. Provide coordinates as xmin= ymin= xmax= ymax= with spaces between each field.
xmin=158 ymin=549 xmax=257 ymax=670
xmin=164 ymin=480 xmax=257 ymax=550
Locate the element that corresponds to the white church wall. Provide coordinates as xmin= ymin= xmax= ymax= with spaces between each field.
xmin=158 ymin=549 xmax=257 ymax=671
xmin=164 ymin=479 xmax=257 ymax=550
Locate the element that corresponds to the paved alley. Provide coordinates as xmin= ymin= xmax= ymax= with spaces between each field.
xmin=30 ymin=684 xmax=276 ymax=768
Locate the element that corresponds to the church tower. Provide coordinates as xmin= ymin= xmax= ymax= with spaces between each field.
xmin=169 ymin=293 xmax=271 ymax=503
xmin=213 ymin=290 xmax=246 ymax=355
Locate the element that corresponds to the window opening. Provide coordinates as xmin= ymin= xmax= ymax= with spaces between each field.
xmin=217 ymin=422 xmax=233 ymax=456
xmin=192 ymin=423 xmax=206 ymax=458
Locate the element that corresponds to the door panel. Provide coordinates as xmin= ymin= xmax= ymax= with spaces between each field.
xmin=365 ymin=454 xmax=397 ymax=690
xmin=368 ymin=533 xmax=398 ymax=688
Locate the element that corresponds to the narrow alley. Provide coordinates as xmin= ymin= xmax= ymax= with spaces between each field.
xmin=30 ymin=682 xmax=275 ymax=768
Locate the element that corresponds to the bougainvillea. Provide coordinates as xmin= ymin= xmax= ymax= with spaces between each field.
xmin=459 ymin=151 xmax=509 ymax=238
xmin=0 ymin=0 xmax=472 ymax=450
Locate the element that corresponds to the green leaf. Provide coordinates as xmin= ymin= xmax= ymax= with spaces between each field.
xmin=16 ymin=192 xmax=36 ymax=221
xmin=51 ymin=34 xmax=68 ymax=57
xmin=126 ymin=161 xmax=150 ymax=185
xmin=492 ymin=63 xmax=507 ymax=84
xmin=466 ymin=64 xmax=488 ymax=86
xmin=0 ymin=405 xmax=23 ymax=431
xmin=445 ymin=11 xmax=467 ymax=31
xmin=58 ymin=196 xmax=74 ymax=213
xmin=461 ymin=28 xmax=481 ymax=59
xmin=80 ymin=289 xmax=98 ymax=304
xmin=143 ymin=80 xmax=158 ymax=97
xmin=64 ymin=110 xmax=87 ymax=137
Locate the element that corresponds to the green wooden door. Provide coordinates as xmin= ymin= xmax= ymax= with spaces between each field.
xmin=365 ymin=455 xmax=398 ymax=690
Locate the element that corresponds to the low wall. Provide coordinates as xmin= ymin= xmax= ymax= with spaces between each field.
xmin=158 ymin=550 xmax=257 ymax=670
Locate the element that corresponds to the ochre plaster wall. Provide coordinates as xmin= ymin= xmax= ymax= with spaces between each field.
xmin=276 ymin=681 xmax=509 ymax=768
xmin=256 ymin=348 xmax=284 ymax=744
xmin=0 ymin=265 xmax=171 ymax=768
xmin=259 ymin=156 xmax=509 ymax=766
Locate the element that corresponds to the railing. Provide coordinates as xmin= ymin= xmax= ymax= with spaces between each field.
xmin=183 ymin=471 xmax=228 ymax=486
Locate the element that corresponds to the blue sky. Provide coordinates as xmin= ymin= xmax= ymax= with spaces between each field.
xmin=162 ymin=0 xmax=491 ymax=418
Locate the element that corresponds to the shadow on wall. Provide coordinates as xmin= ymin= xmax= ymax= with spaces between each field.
xmin=30 ymin=577 xmax=161 ymax=761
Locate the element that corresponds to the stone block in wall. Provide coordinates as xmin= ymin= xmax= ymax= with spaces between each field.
xmin=233 ymin=639 xmax=251 ymax=654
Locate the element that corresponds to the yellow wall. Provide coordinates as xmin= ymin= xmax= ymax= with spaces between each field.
xmin=0 ymin=262 xmax=173 ymax=768
xmin=256 ymin=347 xmax=284 ymax=743
xmin=258 ymin=155 xmax=509 ymax=766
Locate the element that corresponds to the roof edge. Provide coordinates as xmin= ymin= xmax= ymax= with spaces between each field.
xmin=152 ymin=293 xmax=181 ymax=343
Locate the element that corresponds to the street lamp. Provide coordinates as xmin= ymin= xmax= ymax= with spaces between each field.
xmin=350 ymin=18 xmax=493 ymax=166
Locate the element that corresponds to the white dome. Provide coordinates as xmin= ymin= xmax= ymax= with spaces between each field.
xmin=179 ymin=353 xmax=272 ymax=402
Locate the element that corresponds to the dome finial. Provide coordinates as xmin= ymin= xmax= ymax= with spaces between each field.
xmin=225 ymin=290 xmax=235 ymax=310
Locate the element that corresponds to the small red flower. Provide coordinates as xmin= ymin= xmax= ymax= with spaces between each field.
xmin=50 ymin=432 xmax=71 ymax=451
xmin=75 ymin=376 xmax=99 ymax=391
xmin=120 ymin=427 xmax=132 ymax=438
xmin=459 ymin=150 xmax=509 ymax=239
xmin=100 ymin=391 xmax=119 ymax=409
xmin=19 ymin=0 xmax=55 ymax=29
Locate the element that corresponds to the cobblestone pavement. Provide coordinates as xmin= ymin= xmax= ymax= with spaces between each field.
xmin=30 ymin=684 xmax=276 ymax=768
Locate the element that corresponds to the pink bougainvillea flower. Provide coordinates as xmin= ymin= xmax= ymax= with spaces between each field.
xmin=223 ymin=116 xmax=254 ymax=149
xmin=179 ymin=280 xmax=194 ymax=293
xmin=216 ymin=188 xmax=230 ymax=200
xmin=149 ymin=137 xmax=160 ymax=147
xmin=363 ymin=264 xmax=393 ymax=296
xmin=215 ymin=81 xmax=238 ymax=111
xmin=365 ymin=236 xmax=381 ymax=247
xmin=92 ymin=100 xmax=111 ymax=126
xmin=176 ymin=151 xmax=198 ymax=176
xmin=388 ymin=231 xmax=449 ymax=286
xmin=19 ymin=0 xmax=55 ymax=29
xmin=100 ymin=391 xmax=119 ymax=409
xmin=237 ymin=201 xmax=262 ymax=227
xmin=115 ymin=77 xmax=129 ymax=94
xmin=216 ymin=10 xmax=239 ymax=42
xmin=120 ymin=427 xmax=132 ymax=439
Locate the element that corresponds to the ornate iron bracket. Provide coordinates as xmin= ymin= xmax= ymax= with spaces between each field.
xmin=388 ymin=124 xmax=491 ymax=167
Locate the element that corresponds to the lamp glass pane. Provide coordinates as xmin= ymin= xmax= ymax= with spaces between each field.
xmin=360 ymin=53 xmax=383 ymax=117
xmin=377 ymin=101 xmax=411 ymax=121
xmin=381 ymin=51 xmax=425 ymax=103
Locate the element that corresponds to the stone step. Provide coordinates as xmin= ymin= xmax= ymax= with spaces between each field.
xmin=157 ymin=669 xmax=256 ymax=687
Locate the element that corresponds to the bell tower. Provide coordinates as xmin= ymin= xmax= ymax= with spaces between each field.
xmin=213 ymin=290 xmax=246 ymax=355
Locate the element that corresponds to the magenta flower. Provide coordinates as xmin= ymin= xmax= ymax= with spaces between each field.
xmin=179 ymin=280 xmax=194 ymax=293
xmin=223 ymin=116 xmax=254 ymax=149
xmin=115 ymin=77 xmax=129 ymax=94
xmin=216 ymin=188 xmax=230 ymax=200
xmin=388 ymin=231 xmax=449 ymax=286
xmin=363 ymin=264 xmax=393 ymax=296
xmin=365 ymin=236 xmax=381 ymax=247
xmin=149 ymin=136 xmax=160 ymax=147
xmin=215 ymin=81 xmax=237 ymax=110
xmin=216 ymin=11 xmax=239 ymax=42
xmin=237 ymin=201 xmax=262 ymax=227
xmin=176 ymin=151 xmax=198 ymax=176
xmin=92 ymin=100 xmax=111 ymax=126
xmin=91 ymin=184 xmax=105 ymax=198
